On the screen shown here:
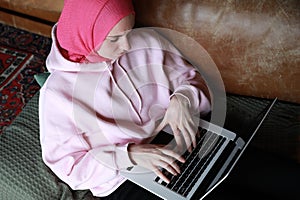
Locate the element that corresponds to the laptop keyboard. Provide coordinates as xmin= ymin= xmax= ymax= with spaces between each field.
xmin=154 ymin=128 xmax=226 ymax=197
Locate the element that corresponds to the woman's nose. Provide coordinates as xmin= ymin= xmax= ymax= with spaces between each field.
xmin=121 ymin=36 xmax=131 ymax=52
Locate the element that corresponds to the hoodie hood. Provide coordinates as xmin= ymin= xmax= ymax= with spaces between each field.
xmin=45 ymin=24 xmax=144 ymax=124
xmin=46 ymin=24 xmax=108 ymax=73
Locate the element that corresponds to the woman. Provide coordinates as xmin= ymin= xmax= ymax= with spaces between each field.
xmin=39 ymin=0 xmax=211 ymax=198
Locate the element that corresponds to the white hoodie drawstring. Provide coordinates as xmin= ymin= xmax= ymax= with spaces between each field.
xmin=116 ymin=59 xmax=143 ymax=113
xmin=105 ymin=61 xmax=143 ymax=123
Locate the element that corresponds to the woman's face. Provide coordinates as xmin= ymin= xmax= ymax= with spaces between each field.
xmin=97 ymin=14 xmax=135 ymax=61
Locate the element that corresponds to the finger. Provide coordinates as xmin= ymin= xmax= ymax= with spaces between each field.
xmin=153 ymin=153 xmax=181 ymax=177
xmin=196 ymin=129 xmax=201 ymax=138
xmin=183 ymin=117 xmax=198 ymax=149
xmin=162 ymin=162 xmax=179 ymax=176
xmin=172 ymin=127 xmax=184 ymax=152
xmin=154 ymin=167 xmax=170 ymax=184
xmin=186 ymin=123 xmax=197 ymax=148
xmin=157 ymin=156 xmax=180 ymax=175
xmin=155 ymin=158 xmax=181 ymax=177
xmin=165 ymin=138 xmax=177 ymax=149
xmin=160 ymin=148 xmax=185 ymax=163
xmin=154 ymin=118 xmax=167 ymax=135
xmin=180 ymin=127 xmax=193 ymax=152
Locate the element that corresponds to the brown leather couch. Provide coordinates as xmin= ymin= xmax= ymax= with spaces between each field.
xmin=1 ymin=0 xmax=299 ymax=104
xmin=133 ymin=0 xmax=300 ymax=104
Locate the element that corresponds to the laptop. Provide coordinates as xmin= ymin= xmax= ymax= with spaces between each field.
xmin=120 ymin=98 xmax=277 ymax=200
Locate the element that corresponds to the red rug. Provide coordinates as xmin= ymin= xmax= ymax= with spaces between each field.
xmin=0 ymin=23 xmax=51 ymax=134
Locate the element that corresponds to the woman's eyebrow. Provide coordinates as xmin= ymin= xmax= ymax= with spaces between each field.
xmin=107 ymin=29 xmax=132 ymax=38
xmin=107 ymin=34 xmax=122 ymax=38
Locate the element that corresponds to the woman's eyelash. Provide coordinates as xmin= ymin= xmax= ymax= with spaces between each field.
xmin=110 ymin=37 xmax=119 ymax=42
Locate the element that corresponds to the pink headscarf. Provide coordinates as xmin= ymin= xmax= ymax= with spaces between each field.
xmin=57 ymin=0 xmax=135 ymax=63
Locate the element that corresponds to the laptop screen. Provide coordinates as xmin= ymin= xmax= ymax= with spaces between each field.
xmin=224 ymin=97 xmax=277 ymax=144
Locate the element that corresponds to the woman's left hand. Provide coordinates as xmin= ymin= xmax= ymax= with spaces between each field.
xmin=154 ymin=95 xmax=198 ymax=153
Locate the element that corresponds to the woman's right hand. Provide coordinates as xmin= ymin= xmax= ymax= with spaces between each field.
xmin=128 ymin=143 xmax=185 ymax=183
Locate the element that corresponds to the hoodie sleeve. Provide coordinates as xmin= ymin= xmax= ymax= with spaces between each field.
xmin=162 ymin=49 xmax=212 ymax=115
xmin=39 ymin=85 xmax=134 ymax=192
xmin=171 ymin=67 xmax=211 ymax=115
xmin=125 ymin=28 xmax=211 ymax=116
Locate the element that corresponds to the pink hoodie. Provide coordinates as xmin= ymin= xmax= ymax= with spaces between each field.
xmin=39 ymin=25 xmax=211 ymax=197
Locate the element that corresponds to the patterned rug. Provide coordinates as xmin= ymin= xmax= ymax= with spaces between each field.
xmin=0 ymin=23 xmax=52 ymax=134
